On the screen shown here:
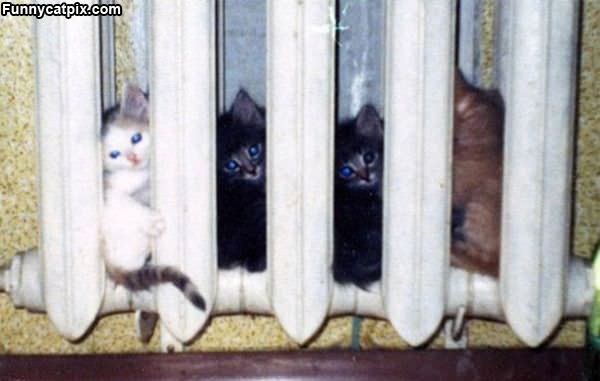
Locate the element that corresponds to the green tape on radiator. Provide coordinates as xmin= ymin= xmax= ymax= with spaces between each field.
xmin=351 ymin=316 xmax=362 ymax=351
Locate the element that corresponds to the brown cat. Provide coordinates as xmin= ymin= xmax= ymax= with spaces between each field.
xmin=451 ymin=70 xmax=504 ymax=277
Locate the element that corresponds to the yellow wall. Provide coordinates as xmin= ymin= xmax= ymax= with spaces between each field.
xmin=0 ymin=0 xmax=597 ymax=353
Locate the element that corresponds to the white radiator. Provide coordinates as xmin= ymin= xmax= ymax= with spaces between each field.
xmin=0 ymin=0 xmax=590 ymax=350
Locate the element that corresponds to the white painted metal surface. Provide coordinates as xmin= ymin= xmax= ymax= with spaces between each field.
xmin=150 ymin=0 xmax=217 ymax=342
xmin=100 ymin=0 xmax=116 ymax=108
xmin=566 ymin=257 xmax=594 ymax=317
xmin=330 ymin=283 xmax=385 ymax=318
xmin=458 ymin=0 xmax=483 ymax=86
xmin=447 ymin=268 xmax=502 ymax=320
xmin=1 ymin=249 xmax=590 ymax=341
xmin=336 ymin=0 xmax=384 ymax=120
xmin=131 ymin=0 xmax=150 ymax=91
xmin=495 ymin=0 xmax=579 ymax=346
xmin=382 ymin=0 xmax=456 ymax=346
xmin=34 ymin=2 xmax=104 ymax=340
xmin=266 ymin=0 xmax=335 ymax=343
xmin=0 ymin=250 xmax=45 ymax=312
xmin=214 ymin=270 xmax=270 ymax=314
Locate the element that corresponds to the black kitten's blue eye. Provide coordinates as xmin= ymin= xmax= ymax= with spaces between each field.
xmin=131 ymin=132 xmax=142 ymax=144
xmin=248 ymin=144 xmax=261 ymax=158
xmin=109 ymin=150 xmax=121 ymax=159
xmin=339 ymin=166 xmax=354 ymax=178
xmin=363 ymin=152 xmax=375 ymax=164
xmin=225 ymin=160 xmax=239 ymax=171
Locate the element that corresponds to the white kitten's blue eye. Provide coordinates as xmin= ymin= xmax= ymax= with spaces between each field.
xmin=225 ymin=160 xmax=239 ymax=171
xmin=248 ymin=144 xmax=261 ymax=158
xmin=110 ymin=150 xmax=121 ymax=159
xmin=339 ymin=166 xmax=354 ymax=178
xmin=131 ymin=132 xmax=142 ymax=144
xmin=363 ymin=152 xmax=375 ymax=164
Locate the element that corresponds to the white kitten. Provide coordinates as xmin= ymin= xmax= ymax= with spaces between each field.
xmin=101 ymin=84 xmax=205 ymax=310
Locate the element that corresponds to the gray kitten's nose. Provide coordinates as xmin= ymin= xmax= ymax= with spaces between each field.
xmin=357 ymin=167 xmax=370 ymax=182
xmin=239 ymin=156 xmax=256 ymax=175
xmin=240 ymin=159 xmax=256 ymax=175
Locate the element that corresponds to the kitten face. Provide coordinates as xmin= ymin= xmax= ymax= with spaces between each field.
xmin=103 ymin=123 xmax=151 ymax=172
xmin=336 ymin=105 xmax=383 ymax=193
xmin=222 ymin=142 xmax=264 ymax=181
xmin=102 ymin=84 xmax=150 ymax=172
xmin=218 ymin=89 xmax=266 ymax=186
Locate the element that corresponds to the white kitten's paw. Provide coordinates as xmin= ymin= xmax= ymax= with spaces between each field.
xmin=146 ymin=211 xmax=166 ymax=237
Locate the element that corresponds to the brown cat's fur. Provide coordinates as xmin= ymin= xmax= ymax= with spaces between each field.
xmin=451 ymin=70 xmax=504 ymax=277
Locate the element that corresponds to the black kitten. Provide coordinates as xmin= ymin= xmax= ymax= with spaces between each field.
xmin=217 ymin=89 xmax=266 ymax=272
xmin=333 ymin=105 xmax=384 ymax=288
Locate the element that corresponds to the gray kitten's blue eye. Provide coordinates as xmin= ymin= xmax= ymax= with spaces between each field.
xmin=248 ymin=144 xmax=260 ymax=158
xmin=225 ymin=160 xmax=239 ymax=171
xmin=339 ymin=166 xmax=353 ymax=178
xmin=110 ymin=150 xmax=121 ymax=159
xmin=131 ymin=132 xmax=142 ymax=144
xmin=363 ymin=152 xmax=375 ymax=164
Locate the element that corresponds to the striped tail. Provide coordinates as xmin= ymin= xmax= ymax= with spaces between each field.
xmin=109 ymin=265 xmax=206 ymax=310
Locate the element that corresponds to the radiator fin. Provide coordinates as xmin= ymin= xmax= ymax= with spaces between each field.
xmin=382 ymin=0 xmax=455 ymax=346
xmin=35 ymin=2 xmax=104 ymax=340
xmin=267 ymin=0 xmax=335 ymax=343
xmin=495 ymin=0 xmax=579 ymax=346
xmin=150 ymin=0 xmax=217 ymax=342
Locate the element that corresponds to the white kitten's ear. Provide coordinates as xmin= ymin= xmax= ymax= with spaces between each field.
xmin=231 ymin=89 xmax=264 ymax=127
xmin=356 ymin=104 xmax=383 ymax=137
xmin=121 ymin=83 xmax=149 ymax=121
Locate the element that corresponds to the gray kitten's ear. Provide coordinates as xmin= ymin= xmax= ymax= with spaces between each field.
xmin=120 ymin=83 xmax=148 ymax=121
xmin=231 ymin=89 xmax=264 ymax=127
xmin=356 ymin=104 xmax=383 ymax=137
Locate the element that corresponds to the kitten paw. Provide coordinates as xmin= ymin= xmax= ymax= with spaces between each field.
xmin=146 ymin=211 xmax=166 ymax=237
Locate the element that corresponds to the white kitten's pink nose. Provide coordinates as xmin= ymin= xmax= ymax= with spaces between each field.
xmin=126 ymin=152 xmax=140 ymax=165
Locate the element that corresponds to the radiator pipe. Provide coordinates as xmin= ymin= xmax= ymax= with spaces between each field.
xmin=0 ymin=250 xmax=592 ymax=340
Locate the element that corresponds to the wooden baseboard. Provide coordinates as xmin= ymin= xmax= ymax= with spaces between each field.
xmin=0 ymin=349 xmax=586 ymax=381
